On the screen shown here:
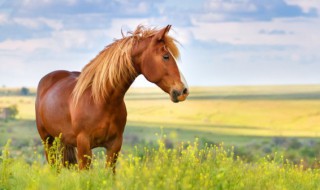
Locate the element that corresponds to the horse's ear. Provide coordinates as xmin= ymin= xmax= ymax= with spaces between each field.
xmin=155 ymin=25 xmax=172 ymax=41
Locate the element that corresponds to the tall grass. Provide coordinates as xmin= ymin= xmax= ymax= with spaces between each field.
xmin=1 ymin=138 xmax=320 ymax=190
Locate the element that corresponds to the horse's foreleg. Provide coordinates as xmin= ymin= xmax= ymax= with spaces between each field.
xmin=76 ymin=134 xmax=92 ymax=169
xmin=106 ymin=136 xmax=123 ymax=174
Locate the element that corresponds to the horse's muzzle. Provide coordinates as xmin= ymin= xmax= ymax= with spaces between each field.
xmin=171 ymin=87 xmax=189 ymax=103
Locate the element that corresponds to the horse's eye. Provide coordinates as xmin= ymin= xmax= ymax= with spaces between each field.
xmin=163 ymin=54 xmax=169 ymax=61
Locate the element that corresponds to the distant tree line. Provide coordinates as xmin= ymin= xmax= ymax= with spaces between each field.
xmin=20 ymin=87 xmax=30 ymax=95
xmin=0 ymin=87 xmax=34 ymax=96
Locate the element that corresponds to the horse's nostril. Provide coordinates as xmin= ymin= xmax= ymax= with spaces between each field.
xmin=183 ymin=88 xmax=188 ymax=95
xmin=172 ymin=90 xmax=180 ymax=97
xmin=171 ymin=88 xmax=188 ymax=103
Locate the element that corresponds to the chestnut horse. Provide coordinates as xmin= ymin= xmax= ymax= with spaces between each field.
xmin=35 ymin=25 xmax=189 ymax=171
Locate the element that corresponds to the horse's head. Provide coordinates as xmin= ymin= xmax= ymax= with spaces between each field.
xmin=132 ymin=25 xmax=189 ymax=103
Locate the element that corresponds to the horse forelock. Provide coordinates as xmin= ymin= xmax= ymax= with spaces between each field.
xmin=72 ymin=25 xmax=180 ymax=105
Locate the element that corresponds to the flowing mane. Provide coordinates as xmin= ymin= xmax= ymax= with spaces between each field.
xmin=72 ymin=25 xmax=180 ymax=105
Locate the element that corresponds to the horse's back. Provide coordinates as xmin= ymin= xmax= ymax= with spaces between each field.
xmin=37 ymin=70 xmax=79 ymax=97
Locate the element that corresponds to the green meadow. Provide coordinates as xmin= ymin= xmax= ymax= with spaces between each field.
xmin=1 ymin=85 xmax=320 ymax=189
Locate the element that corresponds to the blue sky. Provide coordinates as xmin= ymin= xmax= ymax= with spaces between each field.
xmin=0 ymin=0 xmax=320 ymax=87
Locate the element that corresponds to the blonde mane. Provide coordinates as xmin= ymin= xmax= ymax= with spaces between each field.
xmin=72 ymin=25 xmax=180 ymax=105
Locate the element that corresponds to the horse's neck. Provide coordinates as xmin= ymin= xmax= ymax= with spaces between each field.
xmin=104 ymin=40 xmax=147 ymax=103
xmin=103 ymin=73 xmax=138 ymax=103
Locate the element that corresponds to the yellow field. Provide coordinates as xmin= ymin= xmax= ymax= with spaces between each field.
xmin=126 ymin=99 xmax=320 ymax=137
xmin=1 ymin=85 xmax=320 ymax=138
xmin=0 ymin=96 xmax=35 ymax=120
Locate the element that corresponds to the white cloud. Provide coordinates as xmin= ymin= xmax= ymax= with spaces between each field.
xmin=204 ymin=0 xmax=257 ymax=12
xmin=66 ymin=0 xmax=77 ymax=5
xmin=0 ymin=14 xmax=63 ymax=30
xmin=51 ymin=29 xmax=108 ymax=49
xmin=21 ymin=0 xmax=77 ymax=6
xmin=0 ymin=13 xmax=8 ymax=24
xmin=195 ymin=13 xmax=227 ymax=22
xmin=170 ymin=27 xmax=194 ymax=45
xmin=13 ymin=17 xmax=63 ymax=30
xmin=104 ymin=18 xmax=193 ymax=46
xmin=104 ymin=18 xmax=150 ymax=39
xmin=40 ymin=18 xmax=63 ymax=30
xmin=285 ymin=0 xmax=320 ymax=12
xmin=190 ymin=17 xmax=320 ymax=48
xmin=197 ymin=0 xmax=310 ymax=22
xmin=122 ymin=2 xmax=149 ymax=15
xmin=13 ymin=18 xmax=39 ymax=29
xmin=0 ymin=38 xmax=52 ymax=52
xmin=21 ymin=0 xmax=52 ymax=7
xmin=0 ymin=28 xmax=108 ymax=53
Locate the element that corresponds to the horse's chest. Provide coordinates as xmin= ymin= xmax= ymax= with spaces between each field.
xmin=90 ymin=116 xmax=126 ymax=148
xmin=73 ymin=103 xmax=127 ymax=148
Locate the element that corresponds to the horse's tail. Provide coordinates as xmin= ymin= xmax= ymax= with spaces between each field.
xmin=63 ymin=144 xmax=77 ymax=166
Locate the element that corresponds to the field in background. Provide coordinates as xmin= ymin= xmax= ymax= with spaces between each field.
xmin=1 ymin=85 xmax=320 ymax=163
xmin=126 ymin=85 xmax=320 ymax=138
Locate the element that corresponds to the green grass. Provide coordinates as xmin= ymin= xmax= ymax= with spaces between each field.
xmin=1 ymin=139 xmax=320 ymax=190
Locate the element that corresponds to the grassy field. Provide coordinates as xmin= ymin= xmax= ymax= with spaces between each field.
xmin=1 ymin=85 xmax=320 ymax=189
xmin=1 ymin=85 xmax=320 ymax=147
